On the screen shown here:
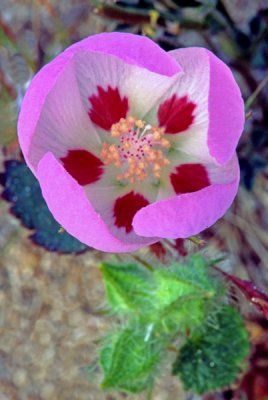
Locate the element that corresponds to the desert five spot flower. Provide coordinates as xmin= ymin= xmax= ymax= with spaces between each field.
xmin=18 ymin=33 xmax=244 ymax=252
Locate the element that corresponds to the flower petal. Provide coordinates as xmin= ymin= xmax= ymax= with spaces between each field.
xmin=74 ymin=51 xmax=181 ymax=130
xmin=83 ymin=169 xmax=158 ymax=245
xmin=170 ymin=163 xmax=210 ymax=194
xmin=158 ymin=94 xmax=197 ymax=134
xmin=206 ymin=50 xmax=245 ymax=164
xmin=37 ymin=152 xmax=156 ymax=252
xmin=133 ymin=157 xmax=240 ymax=238
xmin=18 ymin=53 xmax=75 ymax=170
xmin=167 ymin=47 xmax=244 ymax=164
xmin=145 ymin=47 xmax=211 ymax=162
xmin=60 ymin=149 xmax=104 ymax=186
xmin=27 ymin=59 xmax=101 ymax=171
xmin=71 ymin=32 xmax=181 ymax=76
xmin=18 ymin=33 xmax=181 ymax=173
xmin=154 ymin=149 xmax=237 ymax=202
xmin=113 ymin=191 xmax=150 ymax=233
xmin=88 ymin=86 xmax=129 ymax=131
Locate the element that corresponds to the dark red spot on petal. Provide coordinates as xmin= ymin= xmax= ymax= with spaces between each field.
xmin=61 ymin=149 xmax=103 ymax=186
xmin=113 ymin=191 xmax=149 ymax=233
xmin=158 ymin=95 xmax=196 ymax=134
xmin=89 ymin=86 xmax=128 ymax=130
xmin=170 ymin=163 xmax=210 ymax=194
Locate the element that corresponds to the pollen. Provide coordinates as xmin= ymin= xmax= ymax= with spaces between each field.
xmin=101 ymin=116 xmax=171 ymax=184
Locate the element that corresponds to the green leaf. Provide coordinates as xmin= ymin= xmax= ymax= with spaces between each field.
xmin=1 ymin=160 xmax=88 ymax=253
xmin=157 ymin=297 xmax=210 ymax=336
xmin=172 ymin=305 xmax=250 ymax=394
xmin=100 ymin=259 xmax=216 ymax=391
xmin=150 ymin=256 xmax=220 ymax=334
xmin=153 ymin=255 xmax=217 ymax=311
xmin=100 ymin=261 xmax=152 ymax=314
xmin=100 ymin=327 xmax=161 ymax=393
xmin=101 ymin=256 xmax=221 ymax=335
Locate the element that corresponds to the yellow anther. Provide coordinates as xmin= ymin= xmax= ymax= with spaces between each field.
xmin=143 ymin=145 xmax=150 ymax=153
xmin=124 ymin=141 xmax=131 ymax=149
xmin=153 ymin=163 xmax=161 ymax=172
xmin=155 ymin=150 xmax=163 ymax=159
xmin=153 ymin=131 xmax=161 ymax=140
xmin=146 ymin=150 xmax=157 ymax=161
xmin=101 ymin=143 xmax=121 ymax=166
xmin=161 ymin=138 xmax=171 ymax=148
xmin=135 ymin=119 xmax=145 ymax=129
xmin=128 ymin=116 xmax=136 ymax=124
xmin=163 ymin=158 xmax=170 ymax=166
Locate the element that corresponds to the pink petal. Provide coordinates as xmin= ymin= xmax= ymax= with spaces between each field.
xmin=37 ymin=152 xmax=157 ymax=252
xmin=88 ymin=86 xmax=128 ymax=130
xmin=113 ymin=191 xmax=150 ymax=233
xmin=158 ymin=94 xmax=197 ymax=134
xmin=206 ymin=50 xmax=245 ymax=164
xmin=60 ymin=149 xmax=104 ymax=186
xmin=19 ymin=33 xmax=180 ymax=171
xmin=18 ymin=54 xmax=74 ymax=171
xmin=72 ymin=32 xmax=181 ymax=76
xmin=168 ymin=47 xmax=244 ymax=164
xmin=133 ymin=157 xmax=240 ymax=238
xmin=83 ymin=171 xmax=158 ymax=246
xmin=74 ymin=51 xmax=181 ymax=130
xmin=156 ymin=151 xmax=238 ymax=201
xmin=25 ymin=59 xmax=101 ymax=171
xmin=170 ymin=163 xmax=210 ymax=194
xmin=146 ymin=47 xmax=211 ymax=162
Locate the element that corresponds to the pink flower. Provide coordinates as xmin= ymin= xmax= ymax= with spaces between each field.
xmin=18 ymin=33 xmax=244 ymax=252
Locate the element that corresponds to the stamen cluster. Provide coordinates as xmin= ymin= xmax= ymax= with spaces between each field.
xmin=101 ymin=116 xmax=171 ymax=184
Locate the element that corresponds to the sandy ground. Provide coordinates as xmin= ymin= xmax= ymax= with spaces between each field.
xmin=0 ymin=202 xmax=184 ymax=400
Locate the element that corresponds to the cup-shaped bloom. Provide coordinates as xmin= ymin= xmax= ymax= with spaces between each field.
xmin=18 ymin=33 xmax=244 ymax=252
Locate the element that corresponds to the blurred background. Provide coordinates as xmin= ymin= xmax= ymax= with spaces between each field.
xmin=0 ymin=0 xmax=268 ymax=399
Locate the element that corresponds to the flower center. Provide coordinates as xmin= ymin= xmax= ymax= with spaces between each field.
xmin=100 ymin=116 xmax=171 ymax=184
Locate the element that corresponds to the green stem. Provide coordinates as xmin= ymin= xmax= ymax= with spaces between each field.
xmin=208 ymin=256 xmax=227 ymax=266
xmin=132 ymin=254 xmax=154 ymax=272
xmin=188 ymin=236 xmax=206 ymax=246
xmin=245 ymin=75 xmax=268 ymax=111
